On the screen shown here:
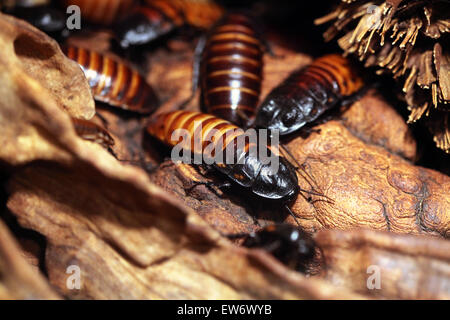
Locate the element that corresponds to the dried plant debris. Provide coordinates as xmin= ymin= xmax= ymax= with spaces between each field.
xmin=316 ymin=229 xmax=450 ymax=299
xmin=0 ymin=219 xmax=60 ymax=300
xmin=315 ymin=0 xmax=450 ymax=152
xmin=0 ymin=12 xmax=95 ymax=119
xmin=6 ymin=162 xmax=364 ymax=299
xmin=0 ymin=14 xmax=95 ymax=165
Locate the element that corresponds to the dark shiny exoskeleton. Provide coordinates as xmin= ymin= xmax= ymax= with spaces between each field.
xmin=113 ymin=4 xmax=181 ymax=48
xmin=112 ymin=0 xmax=223 ymax=49
xmin=61 ymin=0 xmax=137 ymax=26
xmin=147 ymin=110 xmax=300 ymax=202
xmin=200 ymin=12 xmax=263 ymax=127
xmin=2 ymin=1 xmax=67 ymax=36
xmin=255 ymin=54 xmax=364 ymax=136
xmin=241 ymin=224 xmax=317 ymax=273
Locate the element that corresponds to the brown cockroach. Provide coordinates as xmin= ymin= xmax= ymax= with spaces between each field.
xmin=61 ymin=0 xmax=137 ymax=26
xmin=197 ymin=12 xmax=264 ymax=127
xmin=63 ymin=46 xmax=160 ymax=114
xmin=146 ymin=110 xmax=331 ymax=224
xmin=112 ymin=0 xmax=224 ymax=48
xmin=254 ymin=54 xmax=364 ymax=136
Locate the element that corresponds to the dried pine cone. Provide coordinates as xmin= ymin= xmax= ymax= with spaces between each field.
xmin=315 ymin=0 xmax=449 ymax=153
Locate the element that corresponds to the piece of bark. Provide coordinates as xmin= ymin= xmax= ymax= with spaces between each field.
xmin=315 ymin=229 xmax=450 ymax=299
xmin=0 ymin=219 xmax=59 ymax=300
xmin=0 ymin=13 xmax=97 ymax=166
xmin=0 ymin=13 xmax=95 ymax=119
xmin=287 ymin=118 xmax=449 ymax=237
xmin=340 ymin=90 xmax=417 ymax=161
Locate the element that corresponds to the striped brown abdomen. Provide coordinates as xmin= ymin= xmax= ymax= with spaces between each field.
xmin=147 ymin=110 xmax=247 ymax=159
xmin=255 ymin=54 xmax=364 ymax=136
xmin=147 ymin=110 xmax=299 ymax=201
xmin=289 ymin=54 xmax=363 ymax=98
xmin=62 ymin=0 xmax=137 ymax=25
xmin=64 ymin=46 xmax=159 ymax=114
xmin=201 ymin=13 xmax=263 ymax=127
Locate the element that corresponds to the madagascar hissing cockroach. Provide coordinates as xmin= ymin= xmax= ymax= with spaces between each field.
xmin=0 ymin=0 xmax=50 ymax=10
xmin=2 ymin=0 xmax=67 ymax=36
xmin=146 ymin=110 xmax=329 ymax=223
xmin=63 ymin=46 xmax=160 ymax=114
xmin=71 ymin=117 xmax=115 ymax=150
xmin=228 ymin=224 xmax=318 ymax=273
xmin=196 ymin=12 xmax=264 ymax=127
xmin=61 ymin=0 xmax=137 ymax=26
xmin=112 ymin=0 xmax=223 ymax=49
xmin=254 ymin=54 xmax=364 ymax=136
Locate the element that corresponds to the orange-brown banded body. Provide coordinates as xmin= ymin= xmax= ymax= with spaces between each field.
xmin=61 ymin=0 xmax=137 ymax=26
xmin=201 ymin=12 xmax=263 ymax=127
xmin=255 ymin=54 xmax=364 ymax=136
xmin=240 ymin=224 xmax=317 ymax=273
xmin=71 ymin=117 xmax=115 ymax=149
xmin=113 ymin=0 xmax=223 ymax=49
xmin=63 ymin=46 xmax=159 ymax=114
xmin=147 ymin=110 xmax=299 ymax=201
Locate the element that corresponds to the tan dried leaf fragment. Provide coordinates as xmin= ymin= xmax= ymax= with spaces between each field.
xmin=0 ymin=220 xmax=60 ymax=300
xmin=0 ymin=13 xmax=95 ymax=119
xmin=316 ymin=229 xmax=450 ymax=299
xmin=0 ymin=14 xmax=97 ymax=165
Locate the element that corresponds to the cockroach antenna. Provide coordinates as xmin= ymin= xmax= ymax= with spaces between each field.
xmin=279 ymin=144 xmax=334 ymax=205
xmin=285 ymin=205 xmax=300 ymax=227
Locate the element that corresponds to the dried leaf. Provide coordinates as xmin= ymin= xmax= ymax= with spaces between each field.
xmin=0 ymin=13 xmax=95 ymax=119
xmin=0 ymin=220 xmax=60 ymax=300
xmin=316 ymin=229 xmax=450 ymax=299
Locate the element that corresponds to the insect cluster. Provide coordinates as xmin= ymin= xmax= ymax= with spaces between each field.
xmin=1 ymin=0 xmax=376 ymax=275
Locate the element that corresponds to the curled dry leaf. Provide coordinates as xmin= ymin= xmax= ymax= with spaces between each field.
xmin=0 ymin=219 xmax=60 ymax=300
xmin=0 ymin=16 xmax=364 ymax=300
xmin=0 ymin=13 xmax=95 ymax=119
xmin=0 ymin=13 xmax=96 ymax=165
xmin=315 ymin=229 xmax=450 ymax=299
